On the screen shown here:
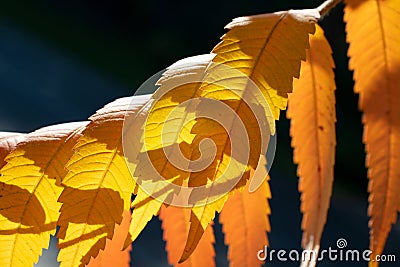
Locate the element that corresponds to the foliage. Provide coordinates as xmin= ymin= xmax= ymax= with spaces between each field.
xmin=0 ymin=0 xmax=399 ymax=266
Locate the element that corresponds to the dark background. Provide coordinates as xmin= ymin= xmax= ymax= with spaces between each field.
xmin=0 ymin=0 xmax=398 ymax=266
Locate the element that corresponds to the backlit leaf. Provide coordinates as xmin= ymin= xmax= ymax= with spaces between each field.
xmin=180 ymin=101 xmax=263 ymax=262
xmin=122 ymin=56 xmax=212 ymax=247
xmin=287 ymin=25 xmax=336 ymax=267
xmin=57 ymin=95 xmax=150 ymax=267
xmin=87 ymin=210 xmax=132 ymax=267
xmin=0 ymin=133 xmax=25 ymax=169
xmin=344 ymin=0 xmax=400 ymax=263
xmin=0 ymin=122 xmax=87 ymax=267
xmin=211 ymin=8 xmax=320 ymax=119
xmin=181 ymin=8 xmax=319 ymax=261
xmin=160 ymin=205 xmax=215 ymax=267
xmin=219 ymin=171 xmax=271 ymax=267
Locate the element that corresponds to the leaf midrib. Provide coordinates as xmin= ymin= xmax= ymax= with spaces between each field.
xmin=187 ymin=13 xmax=287 ymax=254
xmin=9 ymin=135 xmax=67 ymax=266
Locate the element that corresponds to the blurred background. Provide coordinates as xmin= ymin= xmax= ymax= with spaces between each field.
xmin=0 ymin=0 xmax=399 ymax=266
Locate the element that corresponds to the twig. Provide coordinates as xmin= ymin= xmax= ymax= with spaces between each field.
xmin=317 ymin=0 xmax=343 ymax=17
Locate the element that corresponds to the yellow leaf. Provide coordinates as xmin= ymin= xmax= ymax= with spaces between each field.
xmin=344 ymin=0 xmax=400 ymax=264
xmin=179 ymin=196 xmax=227 ymax=263
xmin=57 ymin=95 xmax=150 ymax=267
xmin=287 ymin=25 xmax=336 ymax=267
xmin=179 ymin=99 xmax=264 ymax=262
xmin=160 ymin=205 xmax=215 ymax=267
xmin=87 ymin=210 xmax=132 ymax=267
xmin=124 ymin=184 xmax=170 ymax=249
xmin=124 ymin=9 xmax=318 ymax=261
xmin=211 ymin=9 xmax=320 ymax=119
xmin=181 ymin=9 xmax=320 ymax=261
xmin=0 ymin=133 xmax=25 ymax=169
xmin=0 ymin=122 xmax=87 ymax=267
xmin=219 ymin=173 xmax=271 ymax=267
xmin=140 ymin=55 xmax=271 ymax=262
xmin=123 ymin=55 xmax=218 ymax=247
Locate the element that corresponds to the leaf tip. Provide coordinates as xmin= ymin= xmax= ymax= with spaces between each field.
xmin=178 ymin=252 xmax=189 ymax=264
xmin=122 ymin=234 xmax=132 ymax=251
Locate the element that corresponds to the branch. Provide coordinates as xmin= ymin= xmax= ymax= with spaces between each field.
xmin=317 ymin=0 xmax=343 ymax=17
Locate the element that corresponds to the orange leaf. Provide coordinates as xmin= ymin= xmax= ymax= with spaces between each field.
xmin=87 ymin=210 xmax=132 ymax=267
xmin=160 ymin=205 xmax=215 ymax=267
xmin=219 ymin=173 xmax=271 ymax=267
xmin=287 ymin=24 xmax=336 ymax=266
xmin=344 ymin=0 xmax=400 ymax=264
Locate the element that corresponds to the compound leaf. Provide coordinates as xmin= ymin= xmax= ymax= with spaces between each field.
xmin=181 ymin=8 xmax=320 ymax=261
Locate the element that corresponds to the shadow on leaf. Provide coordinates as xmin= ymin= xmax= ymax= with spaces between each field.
xmin=57 ymin=186 xmax=124 ymax=246
xmin=0 ymin=181 xmax=46 ymax=229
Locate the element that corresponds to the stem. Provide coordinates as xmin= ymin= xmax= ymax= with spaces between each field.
xmin=317 ymin=0 xmax=343 ymax=17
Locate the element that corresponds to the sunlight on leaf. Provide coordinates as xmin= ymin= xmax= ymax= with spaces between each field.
xmin=57 ymin=95 xmax=149 ymax=267
xmin=160 ymin=205 xmax=215 ymax=267
xmin=219 ymin=174 xmax=271 ymax=267
xmin=0 ymin=122 xmax=87 ymax=267
xmin=211 ymin=8 xmax=319 ymax=119
xmin=287 ymin=24 xmax=336 ymax=267
xmin=344 ymin=1 xmax=400 ymax=264
xmin=87 ymin=210 xmax=132 ymax=267
xmin=181 ymin=8 xmax=319 ymax=261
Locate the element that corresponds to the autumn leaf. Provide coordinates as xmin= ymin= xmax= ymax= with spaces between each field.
xmin=287 ymin=24 xmax=336 ymax=266
xmin=211 ymin=8 xmax=320 ymax=119
xmin=122 ymin=10 xmax=319 ymax=260
xmin=122 ymin=55 xmax=214 ymax=248
xmin=123 ymin=53 xmax=266 ymax=252
xmin=160 ymin=205 xmax=215 ymax=267
xmin=219 ymin=170 xmax=271 ymax=267
xmin=0 ymin=122 xmax=87 ymax=267
xmin=344 ymin=0 xmax=400 ymax=264
xmin=180 ymin=8 xmax=320 ymax=262
xmin=87 ymin=210 xmax=132 ymax=267
xmin=57 ymin=95 xmax=150 ymax=267
xmin=179 ymin=197 xmax=226 ymax=263
xmin=2 ymin=1 xmax=398 ymax=266
xmin=0 ymin=133 xmax=25 ymax=169
xmin=179 ymin=99 xmax=264 ymax=262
